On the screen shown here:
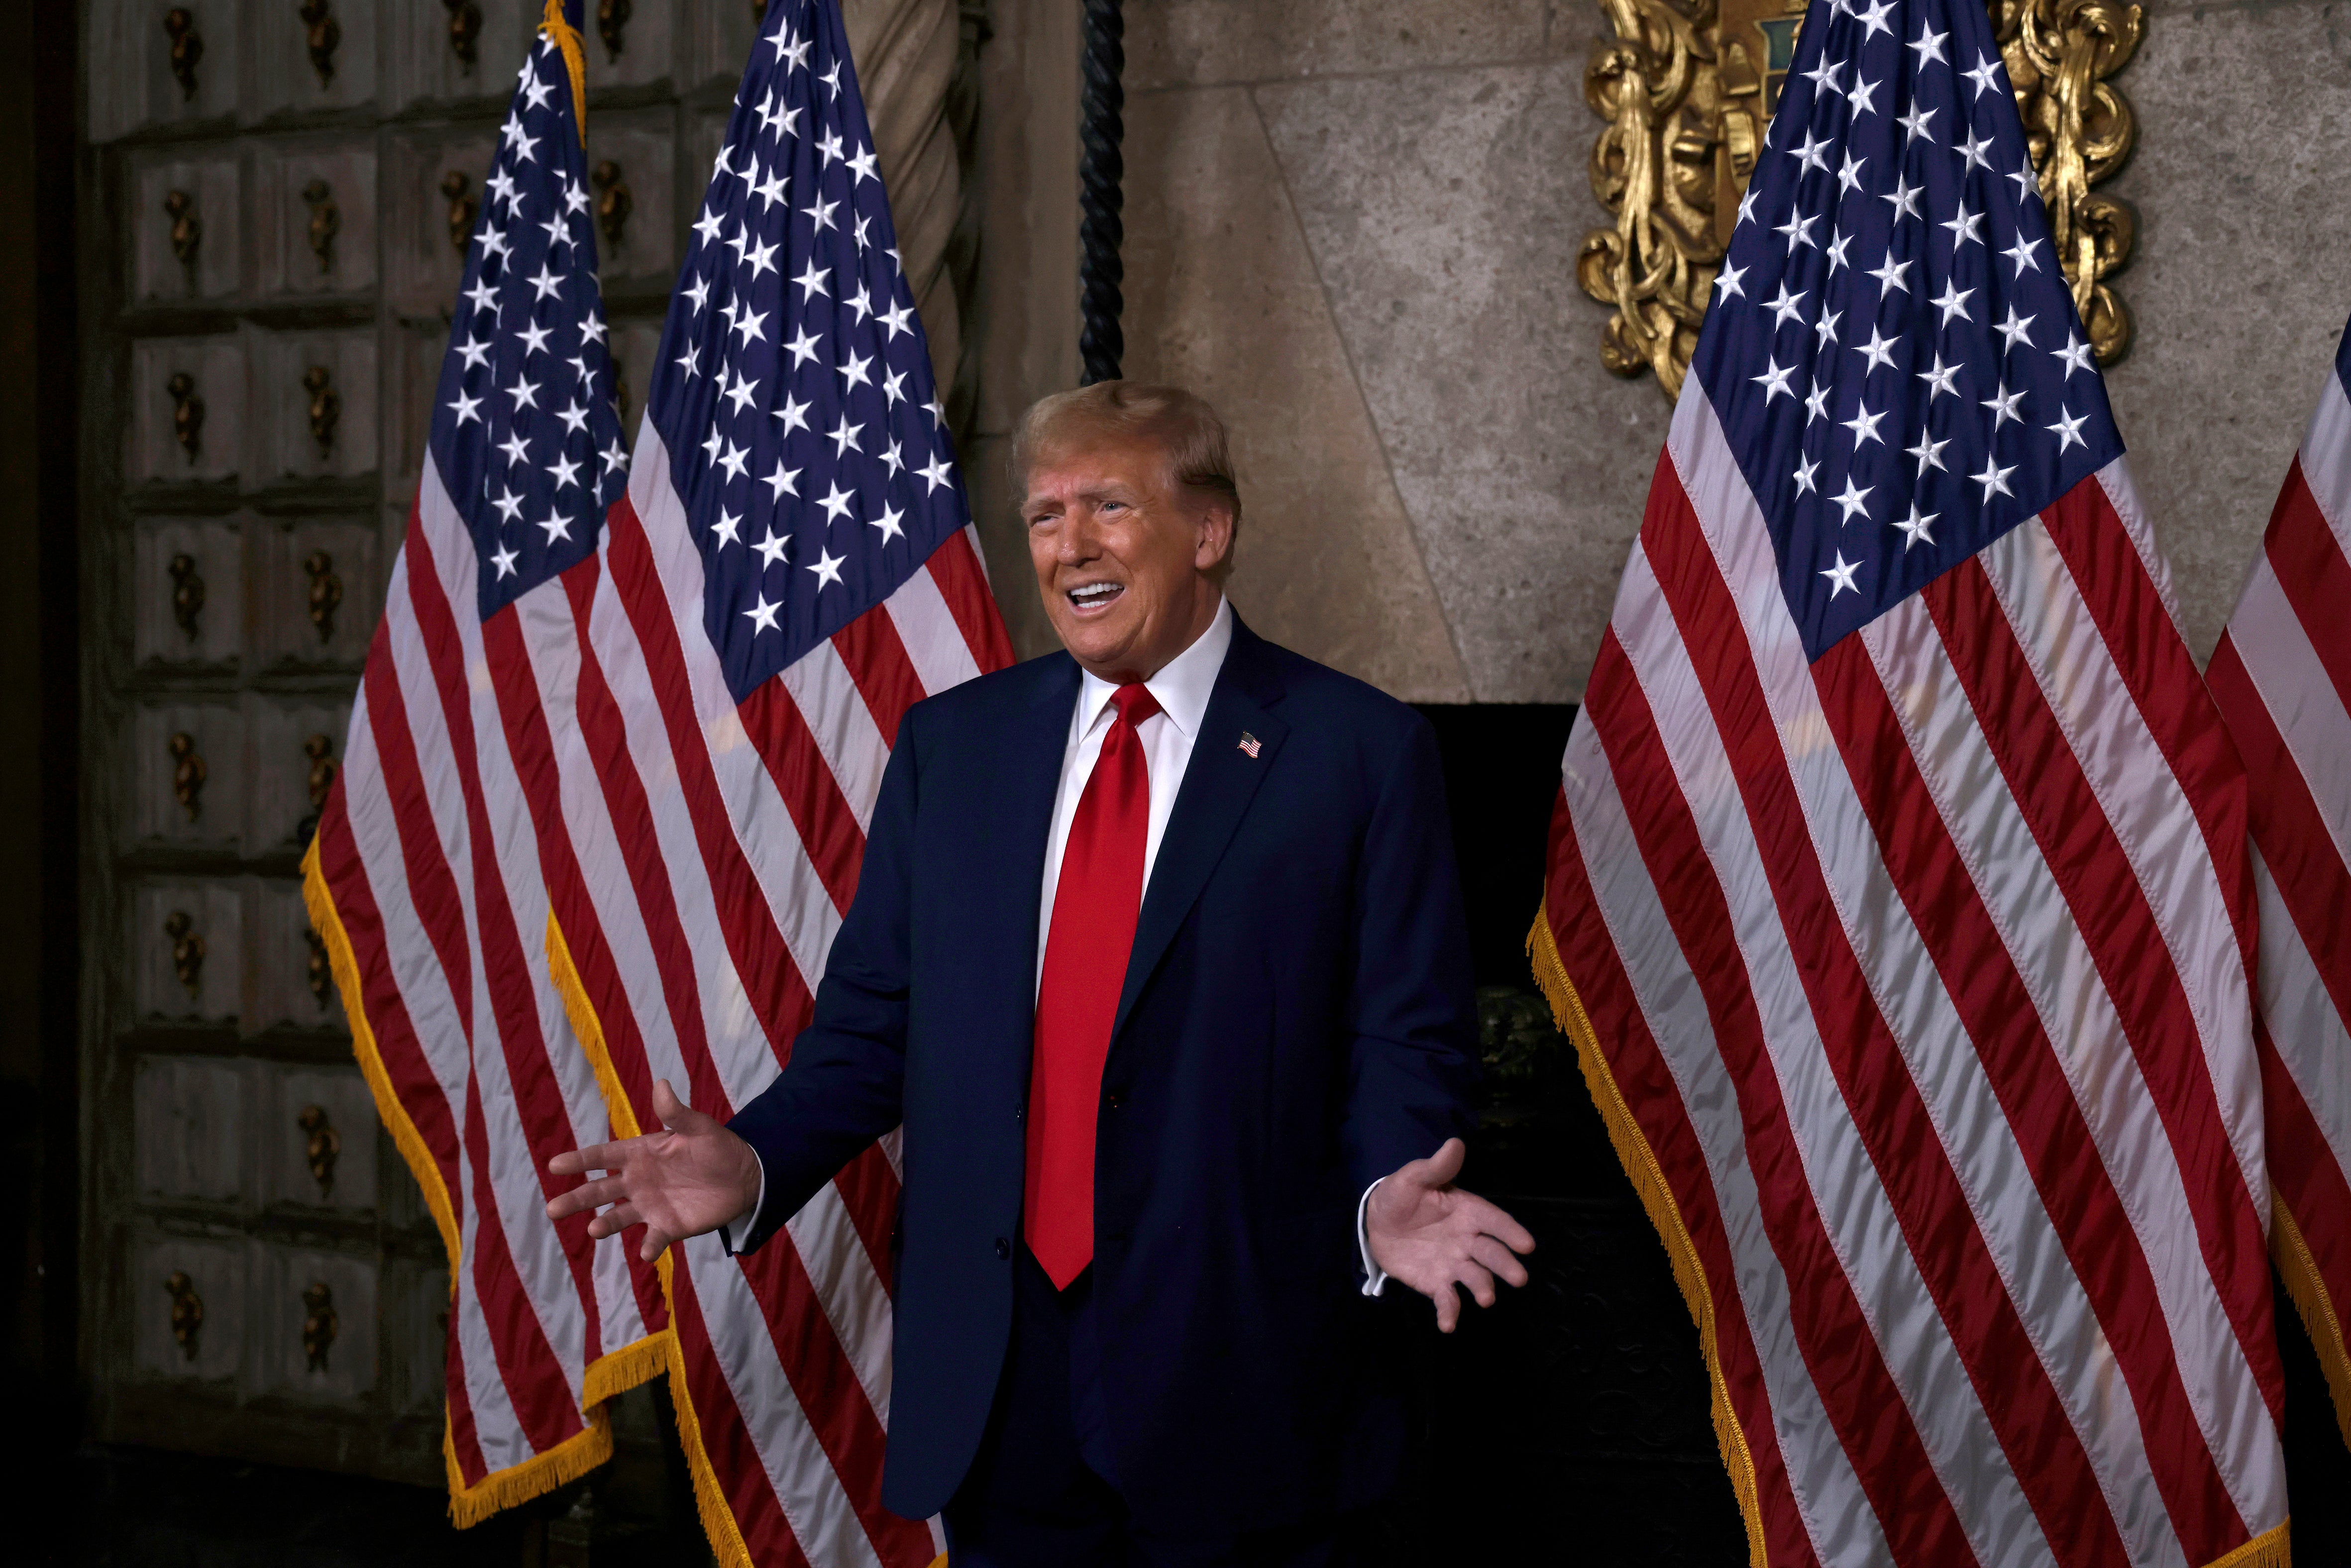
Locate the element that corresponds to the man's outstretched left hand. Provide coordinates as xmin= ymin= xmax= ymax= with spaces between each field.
xmin=1365 ymin=1137 xmax=1535 ymax=1332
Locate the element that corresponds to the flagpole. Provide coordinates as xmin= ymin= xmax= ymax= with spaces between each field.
xmin=1078 ymin=0 xmax=1124 ymax=385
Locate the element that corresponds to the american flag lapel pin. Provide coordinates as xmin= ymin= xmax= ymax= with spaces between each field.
xmin=1237 ymin=731 xmax=1262 ymax=758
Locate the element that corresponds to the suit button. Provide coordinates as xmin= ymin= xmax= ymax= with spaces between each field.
xmin=1105 ymin=1091 xmax=1124 ymax=1111
xmin=993 ymin=1237 xmax=1011 ymax=1260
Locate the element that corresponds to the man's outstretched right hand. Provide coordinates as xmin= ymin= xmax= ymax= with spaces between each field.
xmin=546 ymin=1078 xmax=761 ymax=1262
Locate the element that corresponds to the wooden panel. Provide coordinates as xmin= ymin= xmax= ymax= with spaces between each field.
xmin=247 ymin=516 xmax=379 ymax=669
xmin=250 ymin=138 xmax=378 ymax=298
xmin=249 ymin=327 xmax=377 ymax=482
xmin=128 ymin=335 xmax=245 ymax=485
xmin=380 ymin=1259 xmax=452 ymax=1416
xmin=260 ymin=1064 xmax=377 ymax=1211
xmin=133 ymin=700 xmax=247 ymax=851
xmin=385 ymin=324 xmax=448 ymax=493
xmin=383 ymin=128 xmax=499 ymax=316
xmin=87 ymin=0 xmax=245 ymax=143
xmin=133 ymin=879 xmax=245 ymax=1023
xmin=580 ymin=110 xmax=679 ymax=288
xmin=133 ymin=518 xmax=244 ymax=669
xmin=245 ymin=1243 xmax=379 ymax=1404
xmin=245 ymin=0 xmax=378 ymax=118
xmin=128 ymin=147 xmax=244 ymax=305
xmin=243 ymin=694 xmax=353 ymax=856
xmin=610 ymin=318 xmax=662 ymax=438
xmin=381 ymin=0 xmax=534 ymax=115
xmin=131 ymin=1233 xmax=247 ymax=1384
xmin=584 ymin=0 xmax=678 ymax=90
xmin=133 ymin=1054 xmax=248 ymax=1204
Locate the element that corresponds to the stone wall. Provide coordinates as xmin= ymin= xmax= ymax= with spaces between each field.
xmin=967 ymin=0 xmax=2351 ymax=698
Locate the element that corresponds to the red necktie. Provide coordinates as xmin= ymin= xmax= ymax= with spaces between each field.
xmin=1025 ymin=682 xmax=1162 ymax=1288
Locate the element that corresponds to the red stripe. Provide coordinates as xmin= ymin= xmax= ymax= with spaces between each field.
xmin=1583 ymin=625 xmax=1980 ymax=1564
xmin=1928 ymin=551 xmax=2285 ymax=1438
xmin=829 ymin=1142 xmax=899 ymax=1292
xmin=668 ymin=1270 xmax=815 ymax=1568
xmin=738 ymin=675 xmax=868 ymax=920
xmin=926 ymin=527 xmax=1015 ymax=673
xmin=734 ymin=1229 xmax=934 ymax=1565
xmin=2258 ymin=1016 xmax=2351 ymax=1349
xmin=441 ymin=1300 xmax=491 ymax=1486
xmin=602 ymin=494 xmax=815 ymax=1088
xmin=1639 ymin=478 xmax=2120 ymax=1563
xmin=1817 ymin=619 xmax=2246 ymax=1554
xmin=832 ymin=602 xmax=929 ymax=748
xmin=1544 ymin=787 xmax=1818 ymax=1568
xmin=2261 ymin=459 xmax=2351 ymax=719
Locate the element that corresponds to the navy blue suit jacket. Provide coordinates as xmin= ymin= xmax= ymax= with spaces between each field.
xmin=725 ymin=617 xmax=1477 ymax=1531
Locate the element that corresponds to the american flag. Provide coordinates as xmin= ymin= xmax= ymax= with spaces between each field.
xmin=1531 ymin=0 xmax=2293 ymax=1561
xmin=535 ymin=0 xmax=1009 ymax=1562
xmin=2208 ymin=321 xmax=2351 ymax=1463
xmin=302 ymin=0 xmax=668 ymax=1523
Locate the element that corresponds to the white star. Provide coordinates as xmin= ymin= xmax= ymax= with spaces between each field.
xmin=1804 ymin=381 xmax=1834 ymax=426
xmin=1799 ymin=56 xmax=1843 ymax=95
xmin=682 ymin=274 xmax=712 ymax=314
xmin=2009 ymin=155 xmax=2041 ymax=205
xmin=491 ymin=485 xmax=524 ymax=523
xmin=1793 ymin=452 xmax=1822 ymax=495
xmin=743 ymin=592 xmax=782 ymax=633
xmin=485 ymin=168 xmax=519 ymax=208
xmin=1994 ymin=307 xmax=2036 ymax=352
xmin=878 ymin=301 xmax=916 ymax=341
xmin=793 ymin=259 xmax=832 ymax=300
xmin=674 ymin=342 xmax=702 ymax=379
xmin=841 ymin=350 xmax=875 ymax=393
xmin=752 ymin=528 xmax=790 ymax=569
xmin=1790 ymin=129 xmax=1831 ymax=174
xmin=1956 ymin=129 xmax=1995 ymax=173
xmin=800 ymin=195 xmax=840 ymax=233
xmin=711 ymin=507 xmax=743 ymax=547
xmin=745 ymin=238 xmax=780 ymax=280
xmin=869 ymin=503 xmax=905 ymax=544
xmin=580 ymin=312 xmax=607 ymax=346
xmin=1714 ymin=262 xmax=1747 ymax=303
xmin=478 ymin=226 xmax=511 ymax=265
xmin=2003 ymin=234 xmax=2045 ymax=275
xmin=506 ymin=373 xmax=541 ymax=410
xmin=817 ymin=482 xmax=856 ymax=523
xmin=773 ymin=393 xmax=813 ymax=435
xmin=854 ymin=213 xmax=873 ymax=253
xmin=1738 ymin=185 xmax=1759 ymax=227
xmin=754 ymin=92 xmax=794 ymax=140
xmin=448 ymin=389 xmax=483 ymax=425
xmin=1964 ymin=53 xmax=2007 ymax=100
xmin=1841 ymin=404 xmax=1888 ymax=448
xmin=537 ymin=509 xmax=572 ymax=543
xmin=537 ymin=210 xmax=566 ymax=248
xmin=723 ymin=369 xmax=759 ymax=417
xmin=1972 ymin=455 xmax=2018 ymax=499
xmin=516 ymin=320 xmax=553 ymax=357
xmin=751 ymin=167 xmax=788 ymax=210
xmin=1866 ymin=256 xmax=1913 ymax=297
xmin=1820 ymin=551 xmax=1863 ymax=597
xmin=820 ymin=60 xmax=843 ymax=99
xmin=1909 ymin=24 xmax=1950 ymax=67
xmin=1897 ymin=104 xmax=1938 ymax=143
xmin=2053 ymin=331 xmax=2097 ymax=378
xmin=491 ymin=544 xmax=519 ymax=578
xmin=924 ymin=393 xmax=947 ymax=426
xmin=1895 ymin=504 xmax=1938 ymax=550
xmin=600 ymin=436 xmax=630 ymax=475
xmin=1836 ymin=153 xmax=1868 ymax=195
xmin=1844 ymin=74 xmax=1881 ymax=116
xmin=692 ymin=208 xmax=725 ymax=249
xmin=846 ymin=283 xmax=874 ymax=324
xmin=1916 ymin=352 xmax=1963 ymax=400
xmin=548 ymin=451 xmax=582 ymax=490
xmin=1832 ymin=477 xmax=1873 ymax=523
xmin=1815 ymin=308 xmax=1842 ymax=348
xmin=1754 ymin=359 xmax=1798 ymax=402
xmin=498 ymin=430 xmax=531 ymax=467
xmin=761 ymin=461 xmax=802 ymax=502
xmin=528 ymin=263 xmax=563 ymax=302
xmin=776 ymin=30 xmax=811 ymax=71
xmin=703 ymin=425 xmax=725 ymax=465
xmin=1906 ymin=431 xmax=1951 ymax=472
xmin=1826 ymin=231 xmax=1854 ymax=273
xmin=808 ymin=548 xmax=847 ymax=589
xmin=1931 ymin=279 xmax=1975 ymax=326
xmin=1774 ymin=210 xmax=1820 ymax=250
xmin=1857 ymin=324 xmax=1900 ymax=371
xmin=879 ymin=439 xmax=906 ymax=479
xmin=1982 ymin=382 xmax=2027 ymax=427
xmin=715 ymin=439 xmax=750 ymax=483
xmin=785 ymin=327 xmax=823 ymax=369
xmin=456 ymin=335 xmax=492 ymax=371
xmin=1942 ymin=202 xmax=1985 ymax=249
xmin=1881 ymin=175 xmax=1923 ymax=222
xmin=1765 ymin=283 xmax=1808 ymax=329
xmin=917 ymin=453 xmax=956 ymax=494
xmin=507 ymin=128 xmax=540 ymax=166
xmin=463 ymin=277 xmax=499 ymax=315
xmin=1855 ymin=0 xmax=1895 ymax=38
xmin=732 ymin=307 xmax=770 ymax=348
xmin=565 ymin=349 xmax=590 ymax=383
xmin=2047 ymin=405 xmax=2091 ymax=452
xmin=829 ymin=416 xmax=865 ymax=457
xmin=848 ymin=143 xmax=879 ymax=185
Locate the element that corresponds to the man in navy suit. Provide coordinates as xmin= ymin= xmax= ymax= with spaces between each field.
xmin=550 ymin=382 xmax=1534 ymax=1565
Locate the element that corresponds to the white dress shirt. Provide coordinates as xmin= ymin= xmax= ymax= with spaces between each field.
xmin=727 ymin=598 xmax=1389 ymax=1293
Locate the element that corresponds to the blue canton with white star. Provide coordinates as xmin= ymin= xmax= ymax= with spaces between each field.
xmin=644 ymin=0 xmax=970 ymax=704
xmin=1693 ymin=0 xmax=2124 ymax=660
xmin=430 ymin=4 xmax=630 ymax=621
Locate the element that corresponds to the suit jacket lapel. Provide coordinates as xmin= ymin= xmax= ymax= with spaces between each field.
xmin=982 ymin=652 xmax=1080 ymax=1038
xmin=1112 ymin=620 xmax=1290 ymax=1042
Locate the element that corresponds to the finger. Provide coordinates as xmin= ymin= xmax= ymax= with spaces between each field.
xmin=1421 ymin=1137 xmax=1466 ymax=1188
xmin=650 ymin=1077 xmax=685 ymax=1131
xmin=1453 ymin=1259 xmax=1498 ymax=1309
xmin=1433 ymin=1279 xmax=1459 ymax=1334
xmin=1470 ymin=1234 xmax=1529 ymax=1289
xmin=639 ymin=1222 xmax=673 ymax=1263
xmin=545 ymin=1178 xmax=617 ymax=1223
xmin=549 ymin=1140 xmax=622 ymax=1178
xmin=1456 ymin=1194 xmax=1537 ymax=1255
xmin=587 ymin=1201 xmax=643 ymax=1242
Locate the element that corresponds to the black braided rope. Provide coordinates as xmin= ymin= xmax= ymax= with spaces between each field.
xmin=1077 ymin=0 xmax=1125 ymax=385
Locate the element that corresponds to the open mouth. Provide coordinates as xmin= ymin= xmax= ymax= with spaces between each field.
xmin=1066 ymin=581 xmax=1125 ymax=615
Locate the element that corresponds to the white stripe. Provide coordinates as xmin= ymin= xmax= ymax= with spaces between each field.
xmin=1664 ymin=398 xmax=2180 ymax=1561
xmin=2229 ymin=553 xmax=2351 ymax=869
xmin=455 ymin=1185 xmax=537 ymax=1471
xmin=1610 ymin=536 xmax=2049 ymax=1568
xmin=2090 ymin=461 xmax=2189 ymax=652
xmin=778 ymin=636 xmax=889 ymax=835
xmin=2295 ymin=368 xmax=2351 ymax=555
xmin=784 ymin=1189 xmax=895 ymax=1422
xmin=1979 ymin=520 xmax=2272 ymax=1234
xmin=887 ymin=562 xmax=983 ymax=697
xmin=1864 ymin=588 xmax=2264 ymax=1552
xmin=687 ymin=1234 xmax=888 ymax=1568
xmin=2254 ymin=850 xmax=2351 ymax=1183
xmin=1561 ymin=715 xmax=1881 ymax=1568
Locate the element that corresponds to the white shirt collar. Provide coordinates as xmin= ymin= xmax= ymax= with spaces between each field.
xmin=1075 ymin=596 xmax=1233 ymax=741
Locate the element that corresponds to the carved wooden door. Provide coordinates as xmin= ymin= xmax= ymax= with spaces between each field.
xmin=78 ymin=0 xmax=769 ymax=1483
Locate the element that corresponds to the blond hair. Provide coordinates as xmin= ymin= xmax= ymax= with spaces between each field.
xmin=1011 ymin=381 xmax=1243 ymax=539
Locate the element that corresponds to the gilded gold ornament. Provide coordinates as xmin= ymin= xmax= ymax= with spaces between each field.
xmin=1579 ymin=0 xmax=2141 ymax=399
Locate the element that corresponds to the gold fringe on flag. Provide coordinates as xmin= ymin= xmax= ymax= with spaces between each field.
xmin=2275 ymin=1195 xmax=2351 ymax=1456
xmin=540 ymin=0 xmax=590 ymax=142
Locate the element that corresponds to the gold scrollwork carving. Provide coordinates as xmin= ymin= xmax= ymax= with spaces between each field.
xmin=303 ymin=550 xmax=343 ymax=643
xmin=168 ymin=371 xmax=204 ymax=464
xmin=441 ymin=170 xmax=478 ymax=256
xmin=301 ymin=1280 xmax=338 ymax=1372
xmin=598 ymin=0 xmax=631 ymax=63
xmin=163 ymin=8 xmax=203 ymax=103
xmin=297 ymin=1104 xmax=340 ymax=1199
xmin=170 ymin=552 xmax=206 ymax=642
xmin=168 ymin=731 xmax=207 ymax=822
xmin=303 ymin=364 xmax=340 ymax=458
xmin=165 ymin=189 xmax=202 ymax=273
xmin=302 ymin=179 xmax=339 ymax=274
xmin=1579 ymin=0 xmax=2142 ymax=398
xmin=305 ymin=926 xmax=332 ymax=1008
xmin=592 ymin=160 xmax=633 ymax=250
xmin=165 ymin=910 xmax=206 ymax=1001
xmin=445 ymin=0 xmax=483 ymax=69
xmin=165 ymin=1270 xmax=204 ymax=1360
xmin=298 ymin=0 xmax=340 ymax=89
xmin=298 ymin=732 xmax=338 ymax=844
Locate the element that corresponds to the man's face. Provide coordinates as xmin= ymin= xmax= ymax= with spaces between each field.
xmin=1024 ymin=433 xmax=1231 ymax=682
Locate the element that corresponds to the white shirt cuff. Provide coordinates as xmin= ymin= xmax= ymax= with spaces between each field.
xmin=720 ymin=1151 xmax=767 ymax=1255
xmin=1357 ymin=1177 xmax=1388 ymax=1297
